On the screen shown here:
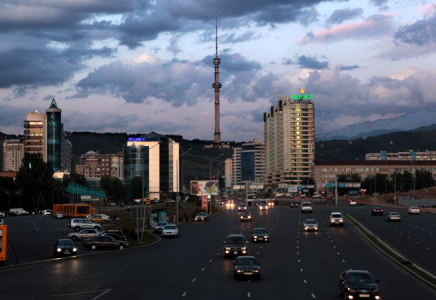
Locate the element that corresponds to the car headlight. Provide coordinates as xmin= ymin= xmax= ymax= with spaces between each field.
xmin=248 ymin=216 xmax=251 ymax=219
xmin=339 ymin=219 xmax=343 ymax=222
xmin=240 ymin=216 xmax=243 ymax=218
xmin=330 ymin=220 xmax=334 ymax=223
xmin=374 ymin=296 xmax=381 ymax=300
xmin=347 ymin=288 xmax=356 ymax=292
xmin=241 ymin=247 xmax=247 ymax=251
xmin=254 ymin=269 xmax=260 ymax=273
xmin=304 ymin=227 xmax=308 ymax=230
xmin=264 ymin=236 xmax=268 ymax=239
xmin=236 ymin=269 xmax=243 ymax=273
xmin=73 ymin=247 xmax=77 ymax=252
xmin=57 ymin=248 xmax=62 ymax=252
xmin=226 ymin=247 xmax=231 ymax=250
xmin=253 ymin=236 xmax=258 ymax=239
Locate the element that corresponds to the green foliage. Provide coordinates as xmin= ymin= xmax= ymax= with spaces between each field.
xmin=100 ymin=176 xmax=125 ymax=201
xmin=15 ymin=153 xmax=55 ymax=211
xmin=63 ymin=172 xmax=88 ymax=188
xmin=130 ymin=176 xmax=143 ymax=199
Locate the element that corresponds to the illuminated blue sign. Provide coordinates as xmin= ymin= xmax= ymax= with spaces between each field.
xmin=128 ymin=137 xmax=147 ymax=142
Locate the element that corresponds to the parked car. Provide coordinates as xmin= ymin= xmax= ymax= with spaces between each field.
xmin=54 ymin=212 xmax=64 ymax=219
xmin=68 ymin=229 xmax=101 ymax=241
xmin=223 ymin=234 xmax=248 ymax=258
xmin=301 ymin=202 xmax=313 ymax=213
xmin=349 ymin=200 xmax=357 ymax=206
xmin=86 ymin=213 xmax=109 ymax=223
xmin=387 ymin=212 xmax=401 ymax=222
xmin=162 ymin=224 xmax=179 ymax=237
xmin=68 ymin=218 xmax=101 ymax=232
xmin=83 ymin=235 xmax=129 ymax=250
xmin=9 ymin=208 xmax=30 ymax=216
xmin=194 ymin=212 xmax=209 ymax=221
xmin=251 ymin=227 xmax=269 ymax=243
xmin=330 ymin=212 xmax=344 ymax=227
xmin=53 ymin=239 xmax=78 ymax=257
xmin=357 ymin=199 xmax=365 ymax=205
xmin=339 ymin=269 xmax=381 ymax=300
xmin=303 ymin=219 xmax=319 ymax=231
xmin=98 ymin=232 xmax=127 ymax=241
xmin=42 ymin=209 xmax=52 ymax=217
xmin=233 ymin=256 xmax=261 ymax=280
xmin=0 ymin=211 xmax=6 ymax=218
xmin=239 ymin=211 xmax=252 ymax=222
xmin=371 ymin=207 xmax=384 ymax=216
xmin=153 ymin=221 xmax=168 ymax=233
xmin=408 ymin=206 xmax=420 ymax=215
xmin=0 ymin=218 xmax=4 ymax=225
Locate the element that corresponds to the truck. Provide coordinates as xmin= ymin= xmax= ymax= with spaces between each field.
xmin=8 ymin=208 xmax=30 ymax=216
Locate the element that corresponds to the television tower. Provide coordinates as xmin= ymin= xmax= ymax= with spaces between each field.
xmin=212 ymin=19 xmax=222 ymax=143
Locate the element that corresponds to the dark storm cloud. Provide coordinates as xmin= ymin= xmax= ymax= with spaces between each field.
xmin=0 ymin=46 xmax=116 ymax=89
xmin=394 ymin=13 xmax=436 ymax=45
xmin=369 ymin=0 xmax=389 ymax=7
xmin=326 ymin=8 xmax=364 ymax=25
xmin=336 ymin=65 xmax=361 ymax=70
xmin=201 ymin=53 xmax=261 ymax=72
xmin=297 ymin=55 xmax=329 ymax=69
xmin=283 ymin=58 xmax=293 ymax=65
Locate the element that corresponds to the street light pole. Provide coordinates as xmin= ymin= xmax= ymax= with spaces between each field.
xmin=176 ymin=148 xmax=192 ymax=223
xmin=209 ymin=154 xmax=223 ymax=214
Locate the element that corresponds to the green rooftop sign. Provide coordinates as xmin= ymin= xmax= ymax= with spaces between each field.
xmin=292 ymin=94 xmax=313 ymax=100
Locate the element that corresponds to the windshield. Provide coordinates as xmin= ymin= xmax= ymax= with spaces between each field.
xmin=331 ymin=214 xmax=342 ymax=218
xmin=391 ymin=212 xmax=399 ymax=215
xmin=305 ymin=219 xmax=317 ymax=224
xmin=347 ymin=273 xmax=375 ymax=284
xmin=226 ymin=236 xmax=245 ymax=244
xmin=165 ymin=225 xmax=176 ymax=230
xmin=58 ymin=240 xmax=73 ymax=246
xmin=236 ymin=257 xmax=257 ymax=265
xmin=253 ymin=228 xmax=266 ymax=234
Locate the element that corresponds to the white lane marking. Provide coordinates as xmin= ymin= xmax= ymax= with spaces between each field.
xmin=257 ymin=252 xmax=260 ymax=255
xmin=333 ymin=246 xmax=336 ymax=249
xmin=342 ymin=259 xmax=346 ymax=263
xmin=337 ymin=252 xmax=340 ymax=255
xmin=248 ymin=292 xmax=251 ymax=298
xmin=30 ymin=221 xmax=40 ymax=232
xmin=209 ymin=260 xmax=212 ymax=263
xmin=417 ymin=242 xmax=420 ymax=244
xmin=300 ymin=268 xmax=303 ymax=272
xmin=296 ymin=246 xmax=299 ymax=248
xmin=304 ymin=279 xmax=307 ymax=284
xmin=311 ymin=293 xmax=316 ymax=298
xmin=297 ymin=252 xmax=299 ymax=255
xmin=217 ymin=252 xmax=220 ymax=255
xmin=408 ymin=237 xmax=411 ymax=239
xmin=192 ymin=278 xmax=196 ymax=282
xmin=260 ymin=246 xmax=263 ymax=249
xmin=330 ymin=240 xmax=333 ymax=243
xmin=428 ymin=247 xmax=431 ymax=251
xmin=298 ymin=259 xmax=301 ymax=263
xmin=182 ymin=292 xmax=187 ymax=297
xmin=54 ymin=289 xmax=111 ymax=299
xmin=92 ymin=290 xmax=112 ymax=300
xmin=201 ymin=268 xmax=205 ymax=271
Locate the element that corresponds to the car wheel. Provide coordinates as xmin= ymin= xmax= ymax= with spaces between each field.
xmin=72 ymin=236 xmax=78 ymax=241
xmin=119 ymin=245 xmax=124 ymax=250
xmin=91 ymin=245 xmax=97 ymax=250
xmin=74 ymin=226 xmax=80 ymax=232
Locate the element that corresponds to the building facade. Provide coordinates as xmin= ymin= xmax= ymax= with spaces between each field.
xmin=225 ymin=158 xmax=232 ymax=189
xmin=75 ymin=151 xmax=101 ymax=178
xmin=24 ymin=110 xmax=47 ymax=161
xmin=123 ymin=135 xmax=179 ymax=200
xmin=366 ymin=150 xmax=436 ymax=161
xmin=46 ymin=98 xmax=62 ymax=171
xmin=264 ymin=92 xmax=315 ymax=185
xmin=231 ymin=147 xmax=241 ymax=186
xmin=2 ymin=139 xmax=24 ymax=171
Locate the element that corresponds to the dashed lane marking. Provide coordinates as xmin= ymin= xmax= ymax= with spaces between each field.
xmin=192 ymin=278 xmax=196 ymax=282
xmin=182 ymin=292 xmax=187 ymax=297
xmin=311 ymin=293 xmax=316 ymax=298
xmin=300 ymin=268 xmax=303 ymax=272
xmin=342 ymin=259 xmax=346 ymax=263
xmin=248 ymin=292 xmax=251 ymax=298
xmin=304 ymin=279 xmax=307 ymax=284
xmin=201 ymin=268 xmax=205 ymax=271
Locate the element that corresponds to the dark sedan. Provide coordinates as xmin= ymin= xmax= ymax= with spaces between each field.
xmin=233 ymin=256 xmax=261 ymax=280
xmin=194 ymin=212 xmax=209 ymax=221
xmin=339 ymin=270 xmax=381 ymax=300
xmin=98 ymin=232 xmax=127 ymax=241
xmin=239 ymin=211 xmax=252 ymax=222
xmin=83 ymin=236 xmax=129 ymax=250
xmin=371 ymin=207 xmax=384 ymax=216
xmin=53 ymin=239 xmax=78 ymax=257
xmin=251 ymin=227 xmax=269 ymax=243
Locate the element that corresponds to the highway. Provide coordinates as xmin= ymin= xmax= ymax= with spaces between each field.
xmin=0 ymin=204 xmax=435 ymax=299
xmin=340 ymin=202 xmax=436 ymax=275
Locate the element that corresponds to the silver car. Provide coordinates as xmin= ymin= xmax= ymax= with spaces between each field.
xmin=303 ymin=219 xmax=318 ymax=231
xmin=330 ymin=212 xmax=344 ymax=226
xmin=387 ymin=212 xmax=401 ymax=222
xmin=68 ymin=228 xmax=102 ymax=241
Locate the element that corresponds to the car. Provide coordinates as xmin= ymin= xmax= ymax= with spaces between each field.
xmin=162 ymin=224 xmax=179 ymax=237
xmin=251 ymin=227 xmax=269 ymax=243
xmin=68 ymin=218 xmax=102 ymax=232
xmin=223 ymin=234 xmax=248 ymax=258
xmin=387 ymin=212 xmax=401 ymax=222
xmin=98 ymin=232 xmax=127 ymax=241
xmin=226 ymin=201 xmax=235 ymax=208
xmin=239 ymin=211 xmax=252 ymax=222
xmin=290 ymin=202 xmax=299 ymax=208
xmin=339 ymin=269 xmax=381 ymax=300
xmin=233 ymin=256 xmax=261 ymax=280
xmin=102 ymin=229 xmax=126 ymax=238
xmin=153 ymin=221 xmax=168 ymax=233
xmin=258 ymin=203 xmax=268 ymax=210
xmin=83 ymin=235 xmax=129 ymax=250
xmin=303 ymin=219 xmax=319 ymax=231
xmin=371 ymin=207 xmax=384 ymax=216
xmin=408 ymin=206 xmax=420 ymax=215
xmin=301 ymin=202 xmax=313 ymax=213
xmin=0 ymin=218 xmax=4 ymax=225
xmin=53 ymin=239 xmax=78 ymax=257
xmin=68 ymin=228 xmax=102 ymax=241
xmin=194 ymin=212 xmax=209 ymax=221
xmin=0 ymin=211 xmax=6 ymax=218
xmin=349 ymin=200 xmax=357 ymax=206
xmin=42 ymin=209 xmax=52 ymax=217
xmin=238 ymin=204 xmax=247 ymax=211
xmin=267 ymin=200 xmax=277 ymax=207
xmin=330 ymin=212 xmax=344 ymax=227
xmin=86 ymin=213 xmax=109 ymax=223
xmin=357 ymin=199 xmax=365 ymax=205
xmin=54 ymin=212 xmax=64 ymax=219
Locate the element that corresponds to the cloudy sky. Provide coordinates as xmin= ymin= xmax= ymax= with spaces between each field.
xmin=1 ymin=0 xmax=436 ymax=141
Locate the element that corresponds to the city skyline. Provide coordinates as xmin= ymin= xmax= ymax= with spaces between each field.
xmin=1 ymin=0 xmax=436 ymax=141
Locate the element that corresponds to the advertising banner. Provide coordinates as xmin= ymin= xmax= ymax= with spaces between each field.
xmin=190 ymin=180 xmax=219 ymax=196
xmin=201 ymin=195 xmax=209 ymax=212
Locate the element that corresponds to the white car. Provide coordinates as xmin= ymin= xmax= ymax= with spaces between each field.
xmin=408 ymin=206 xmax=420 ymax=215
xmin=0 ymin=218 xmax=4 ymax=225
xmin=162 ymin=224 xmax=179 ymax=237
xmin=349 ymin=200 xmax=357 ymax=206
xmin=258 ymin=203 xmax=268 ymax=210
xmin=387 ymin=212 xmax=401 ymax=222
xmin=42 ymin=209 xmax=52 ymax=217
xmin=301 ymin=202 xmax=313 ymax=213
xmin=54 ymin=212 xmax=64 ymax=219
xmin=330 ymin=212 xmax=344 ymax=226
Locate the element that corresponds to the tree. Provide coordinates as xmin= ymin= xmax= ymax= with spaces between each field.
xmin=415 ymin=169 xmax=435 ymax=190
xmin=100 ymin=176 xmax=125 ymax=202
xmin=130 ymin=176 xmax=143 ymax=200
xmin=0 ymin=176 xmax=18 ymax=210
xmin=16 ymin=153 xmax=55 ymax=212
xmin=63 ymin=172 xmax=88 ymax=189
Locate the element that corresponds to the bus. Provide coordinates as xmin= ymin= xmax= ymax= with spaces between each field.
xmin=52 ymin=204 xmax=94 ymax=218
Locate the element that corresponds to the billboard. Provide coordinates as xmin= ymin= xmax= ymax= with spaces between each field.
xmin=190 ymin=180 xmax=219 ymax=196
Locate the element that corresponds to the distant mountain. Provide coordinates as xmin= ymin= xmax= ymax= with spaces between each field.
xmin=320 ymin=110 xmax=436 ymax=140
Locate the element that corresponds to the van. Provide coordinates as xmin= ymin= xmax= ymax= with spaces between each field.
xmin=9 ymin=208 xmax=30 ymax=216
xmin=68 ymin=219 xmax=101 ymax=232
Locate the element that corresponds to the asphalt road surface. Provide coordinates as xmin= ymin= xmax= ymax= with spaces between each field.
xmin=1 ymin=204 xmax=435 ymax=300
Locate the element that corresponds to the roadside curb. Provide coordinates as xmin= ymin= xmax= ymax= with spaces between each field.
xmin=0 ymin=233 xmax=162 ymax=271
xmin=342 ymin=211 xmax=436 ymax=290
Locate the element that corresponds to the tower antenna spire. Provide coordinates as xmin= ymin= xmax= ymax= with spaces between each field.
xmin=215 ymin=19 xmax=218 ymax=58
xmin=213 ymin=19 xmax=222 ymax=143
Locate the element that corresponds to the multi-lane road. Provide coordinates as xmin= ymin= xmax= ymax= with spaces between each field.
xmin=1 ymin=203 xmax=436 ymax=299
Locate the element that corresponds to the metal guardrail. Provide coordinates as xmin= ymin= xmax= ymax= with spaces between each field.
xmin=343 ymin=212 xmax=436 ymax=290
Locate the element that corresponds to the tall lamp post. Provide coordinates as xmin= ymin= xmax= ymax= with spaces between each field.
xmin=209 ymin=154 xmax=223 ymax=214
xmin=176 ymin=148 xmax=192 ymax=223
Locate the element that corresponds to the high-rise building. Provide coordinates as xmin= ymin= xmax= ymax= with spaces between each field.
xmin=46 ymin=98 xmax=62 ymax=171
xmin=61 ymin=136 xmax=72 ymax=172
xmin=264 ymin=90 xmax=315 ymax=185
xmin=231 ymin=147 xmax=241 ymax=186
xmin=24 ymin=110 xmax=47 ymax=161
xmin=2 ymin=139 xmax=24 ymax=171
xmin=224 ymin=158 xmax=232 ymax=189
xmin=231 ymin=139 xmax=265 ymax=185
xmin=123 ymin=134 xmax=179 ymax=200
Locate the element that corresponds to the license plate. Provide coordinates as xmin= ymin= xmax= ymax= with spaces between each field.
xmin=244 ymin=272 xmax=253 ymax=275
xmin=258 ymin=237 xmax=264 ymax=240
xmin=234 ymin=251 xmax=238 ymax=254
xmin=64 ymin=251 xmax=70 ymax=254
xmin=359 ymin=295 xmax=370 ymax=298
